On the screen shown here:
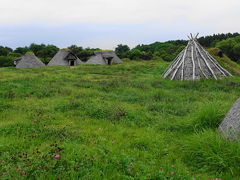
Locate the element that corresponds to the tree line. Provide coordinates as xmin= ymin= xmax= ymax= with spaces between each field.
xmin=115 ymin=32 xmax=240 ymax=63
xmin=0 ymin=32 xmax=240 ymax=67
xmin=0 ymin=44 xmax=99 ymax=67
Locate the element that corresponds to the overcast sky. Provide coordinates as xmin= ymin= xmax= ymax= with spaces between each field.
xmin=1 ymin=0 xmax=239 ymax=49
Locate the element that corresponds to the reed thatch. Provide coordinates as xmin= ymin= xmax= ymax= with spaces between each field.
xmin=14 ymin=53 xmax=45 ymax=69
xmin=48 ymin=49 xmax=83 ymax=66
xmin=86 ymin=51 xmax=122 ymax=65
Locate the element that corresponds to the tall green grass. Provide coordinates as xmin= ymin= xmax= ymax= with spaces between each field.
xmin=182 ymin=130 xmax=240 ymax=179
xmin=0 ymin=60 xmax=240 ymax=179
xmin=193 ymin=103 xmax=226 ymax=130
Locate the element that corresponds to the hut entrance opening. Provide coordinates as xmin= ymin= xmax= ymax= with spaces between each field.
xmin=70 ymin=60 xmax=75 ymax=66
xmin=67 ymin=53 xmax=77 ymax=66
xmin=106 ymin=57 xmax=113 ymax=65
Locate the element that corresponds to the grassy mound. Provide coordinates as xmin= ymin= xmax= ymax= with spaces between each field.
xmin=208 ymin=48 xmax=240 ymax=76
xmin=0 ymin=60 xmax=240 ymax=179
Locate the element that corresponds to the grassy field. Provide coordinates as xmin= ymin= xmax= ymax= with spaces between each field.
xmin=1 ymin=59 xmax=240 ymax=179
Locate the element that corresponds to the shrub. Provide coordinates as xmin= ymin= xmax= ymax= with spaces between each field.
xmin=8 ymin=52 xmax=22 ymax=58
xmin=115 ymin=44 xmax=130 ymax=58
xmin=127 ymin=49 xmax=153 ymax=60
xmin=0 ymin=46 xmax=12 ymax=56
xmin=0 ymin=56 xmax=15 ymax=67
xmin=40 ymin=57 xmax=51 ymax=64
xmin=216 ymin=36 xmax=240 ymax=62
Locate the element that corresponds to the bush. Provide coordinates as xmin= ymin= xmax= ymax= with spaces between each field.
xmin=0 ymin=46 xmax=12 ymax=56
xmin=68 ymin=45 xmax=97 ymax=62
xmin=0 ymin=56 xmax=15 ymax=67
xmin=127 ymin=49 xmax=153 ymax=60
xmin=40 ymin=57 xmax=51 ymax=64
xmin=115 ymin=44 xmax=130 ymax=58
xmin=8 ymin=52 xmax=22 ymax=58
xmin=216 ymin=36 xmax=240 ymax=62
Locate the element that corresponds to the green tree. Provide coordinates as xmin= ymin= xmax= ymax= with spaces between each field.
xmin=127 ymin=49 xmax=152 ymax=60
xmin=14 ymin=47 xmax=29 ymax=55
xmin=198 ymin=32 xmax=240 ymax=47
xmin=216 ymin=36 xmax=240 ymax=62
xmin=115 ymin=44 xmax=130 ymax=58
xmin=8 ymin=52 xmax=22 ymax=58
xmin=0 ymin=46 xmax=13 ymax=56
xmin=68 ymin=45 xmax=98 ymax=62
xmin=29 ymin=43 xmax=46 ymax=55
xmin=233 ymin=44 xmax=240 ymax=57
xmin=13 ymin=44 xmax=59 ymax=64
xmin=38 ymin=45 xmax=59 ymax=62
xmin=0 ymin=56 xmax=14 ymax=67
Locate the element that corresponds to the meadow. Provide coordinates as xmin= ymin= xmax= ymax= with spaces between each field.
xmin=1 ymin=58 xmax=240 ymax=179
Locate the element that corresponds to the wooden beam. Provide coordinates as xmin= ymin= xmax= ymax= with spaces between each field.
xmin=170 ymin=42 xmax=190 ymax=80
xmin=190 ymin=33 xmax=193 ymax=40
xmin=163 ymin=51 xmax=184 ymax=78
xmin=195 ymin=43 xmax=208 ymax=79
xmin=194 ymin=40 xmax=217 ymax=79
xmin=171 ymin=61 xmax=183 ymax=80
xmin=191 ymin=45 xmax=196 ymax=80
xmin=195 ymin=40 xmax=232 ymax=77
xmin=163 ymin=41 xmax=189 ymax=78
xmin=206 ymin=52 xmax=232 ymax=77
xmin=195 ymin=33 xmax=199 ymax=39
xmin=180 ymin=44 xmax=188 ymax=80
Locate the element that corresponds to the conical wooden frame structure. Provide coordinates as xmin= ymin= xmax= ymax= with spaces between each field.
xmin=163 ymin=34 xmax=232 ymax=80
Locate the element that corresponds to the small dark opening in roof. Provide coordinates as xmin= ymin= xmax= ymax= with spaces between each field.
xmin=217 ymin=50 xmax=223 ymax=58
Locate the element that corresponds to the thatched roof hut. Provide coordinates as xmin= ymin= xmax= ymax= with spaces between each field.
xmin=14 ymin=52 xmax=45 ymax=69
xmin=163 ymin=34 xmax=232 ymax=80
xmin=86 ymin=51 xmax=122 ymax=65
xmin=48 ymin=49 xmax=83 ymax=66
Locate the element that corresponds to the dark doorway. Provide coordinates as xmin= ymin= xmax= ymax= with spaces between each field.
xmin=106 ymin=57 xmax=113 ymax=65
xmin=70 ymin=60 xmax=75 ymax=66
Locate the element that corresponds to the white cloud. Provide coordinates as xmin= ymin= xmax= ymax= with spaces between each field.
xmin=1 ymin=0 xmax=240 ymax=29
xmin=0 ymin=0 xmax=239 ymax=49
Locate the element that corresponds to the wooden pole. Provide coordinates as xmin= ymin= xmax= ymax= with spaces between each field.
xmin=180 ymin=44 xmax=188 ymax=80
xmin=193 ymin=40 xmax=217 ymax=79
xmin=194 ymin=43 xmax=208 ymax=79
xmin=163 ymin=50 xmax=184 ymax=78
xmin=190 ymin=33 xmax=193 ymax=40
xmin=195 ymin=40 xmax=232 ymax=77
xmin=191 ymin=45 xmax=196 ymax=80
xmin=171 ymin=42 xmax=189 ymax=80
xmin=195 ymin=33 xmax=199 ymax=39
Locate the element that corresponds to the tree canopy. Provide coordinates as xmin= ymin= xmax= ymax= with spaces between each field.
xmin=68 ymin=45 xmax=99 ymax=62
xmin=0 ymin=32 xmax=240 ymax=67
xmin=216 ymin=36 xmax=240 ymax=63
